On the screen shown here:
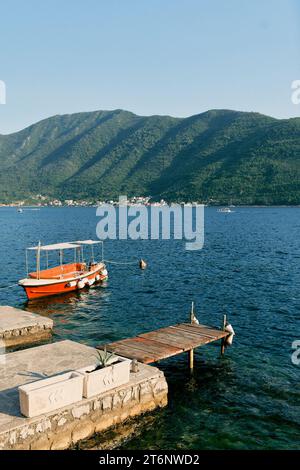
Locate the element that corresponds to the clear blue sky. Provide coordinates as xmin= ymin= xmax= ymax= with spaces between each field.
xmin=0 ymin=0 xmax=299 ymax=134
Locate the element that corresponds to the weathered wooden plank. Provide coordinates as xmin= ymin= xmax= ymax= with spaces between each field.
xmin=180 ymin=323 xmax=228 ymax=339
xmin=181 ymin=322 xmax=226 ymax=335
xmin=130 ymin=337 xmax=183 ymax=362
xmin=141 ymin=331 xmax=196 ymax=351
xmin=139 ymin=331 xmax=195 ymax=351
xmin=146 ymin=327 xmax=199 ymax=344
xmin=103 ymin=343 xmax=154 ymax=363
xmin=130 ymin=336 xmax=183 ymax=356
xmin=159 ymin=327 xmax=211 ymax=345
xmin=145 ymin=329 xmax=213 ymax=350
xmin=105 ymin=337 xmax=181 ymax=363
xmin=189 ymin=323 xmax=221 ymax=331
xmin=170 ymin=324 xmax=218 ymax=340
xmin=169 ymin=325 xmax=218 ymax=340
xmin=172 ymin=324 xmax=220 ymax=340
xmin=176 ymin=323 xmax=220 ymax=334
xmin=141 ymin=330 xmax=200 ymax=350
xmin=111 ymin=337 xmax=181 ymax=359
xmin=106 ymin=342 xmax=178 ymax=363
xmin=181 ymin=322 xmax=220 ymax=332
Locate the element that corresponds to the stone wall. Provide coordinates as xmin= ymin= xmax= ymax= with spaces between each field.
xmin=0 ymin=369 xmax=168 ymax=450
xmin=0 ymin=324 xmax=53 ymax=348
xmin=0 ymin=306 xmax=53 ymax=348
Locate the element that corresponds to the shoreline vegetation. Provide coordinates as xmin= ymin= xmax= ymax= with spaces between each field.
xmin=1 ymin=201 xmax=299 ymax=208
xmin=0 ymin=192 xmax=299 ymax=208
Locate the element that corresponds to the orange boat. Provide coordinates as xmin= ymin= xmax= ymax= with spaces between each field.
xmin=19 ymin=240 xmax=108 ymax=300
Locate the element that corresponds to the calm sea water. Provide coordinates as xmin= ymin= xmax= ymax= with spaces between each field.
xmin=0 ymin=206 xmax=299 ymax=450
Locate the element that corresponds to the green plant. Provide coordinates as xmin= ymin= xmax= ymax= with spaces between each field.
xmin=95 ymin=347 xmax=116 ymax=368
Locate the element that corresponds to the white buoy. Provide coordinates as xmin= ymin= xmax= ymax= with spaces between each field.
xmin=77 ymin=280 xmax=85 ymax=289
xmin=139 ymin=259 xmax=147 ymax=270
xmin=66 ymin=281 xmax=77 ymax=288
xmin=190 ymin=301 xmax=199 ymax=324
xmin=225 ymin=323 xmax=235 ymax=346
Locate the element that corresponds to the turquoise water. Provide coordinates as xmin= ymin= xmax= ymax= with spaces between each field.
xmin=0 ymin=206 xmax=299 ymax=449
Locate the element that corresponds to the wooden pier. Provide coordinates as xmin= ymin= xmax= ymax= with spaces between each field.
xmin=98 ymin=322 xmax=229 ymax=366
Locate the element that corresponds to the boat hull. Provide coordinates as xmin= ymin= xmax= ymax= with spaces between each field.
xmin=19 ymin=266 xmax=108 ymax=300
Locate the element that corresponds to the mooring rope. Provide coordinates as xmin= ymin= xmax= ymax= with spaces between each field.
xmin=0 ymin=284 xmax=17 ymax=290
xmin=103 ymin=259 xmax=139 ymax=266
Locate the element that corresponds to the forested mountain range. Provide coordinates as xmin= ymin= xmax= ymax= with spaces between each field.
xmin=0 ymin=108 xmax=299 ymax=204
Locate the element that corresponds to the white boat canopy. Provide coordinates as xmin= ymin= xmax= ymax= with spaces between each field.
xmin=28 ymin=242 xmax=82 ymax=251
xmin=73 ymin=240 xmax=103 ymax=245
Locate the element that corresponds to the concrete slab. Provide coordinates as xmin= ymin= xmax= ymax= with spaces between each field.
xmin=0 ymin=306 xmax=53 ymax=348
xmin=0 ymin=340 xmax=168 ymax=450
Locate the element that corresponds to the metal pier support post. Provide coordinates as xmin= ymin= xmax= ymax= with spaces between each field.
xmin=220 ymin=314 xmax=227 ymax=356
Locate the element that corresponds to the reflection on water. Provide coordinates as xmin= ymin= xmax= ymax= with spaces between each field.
xmin=0 ymin=206 xmax=299 ymax=449
xmin=24 ymin=284 xmax=108 ymax=317
xmin=72 ymin=412 xmax=159 ymax=450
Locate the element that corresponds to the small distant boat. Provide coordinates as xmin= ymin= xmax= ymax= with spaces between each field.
xmin=19 ymin=240 xmax=108 ymax=300
xmin=217 ymin=207 xmax=233 ymax=213
xmin=18 ymin=208 xmax=23 ymax=213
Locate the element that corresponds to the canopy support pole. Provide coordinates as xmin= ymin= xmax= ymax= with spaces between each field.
xmin=36 ymin=241 xmax=41 ymax=280
xmin=189 ymin=302 xmax=195 ymax=373
xmin=25 ymin=250 xmax=29 ymax=277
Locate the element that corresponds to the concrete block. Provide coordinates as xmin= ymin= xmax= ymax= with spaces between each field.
xmin=19 ymin=372 xmax=84 ymax=418
xmin=77 ymin=357 xmax=131 ymax=398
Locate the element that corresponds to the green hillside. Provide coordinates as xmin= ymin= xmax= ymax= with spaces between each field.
xmin=0 ymin=109 xmax=299 ymax=204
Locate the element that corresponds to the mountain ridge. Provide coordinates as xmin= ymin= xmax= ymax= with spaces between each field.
xmin=0 ymin=108 xmax=299 ymax=204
